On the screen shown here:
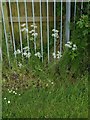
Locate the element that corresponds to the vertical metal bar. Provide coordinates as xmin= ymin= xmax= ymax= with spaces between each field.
xmin=60 ymin=0 xmax=62 ymax=54
xmin=24 ymin=0 xmax=30 ymax=52
xmin=66 ymin=0 xmax=71 ymax=43
xmin=54 ymin=0 xmax=56 ymax=57
xmin=40 ymin=0 xmax=43 ymax=62
xmin=81 ymin=0 xmax=83 ymax=15
xmin=16 ymin=0 xmax=23 ymax=55
xmin=8 ymin=0 xmax=16 ymax=58
xmin=47 ymin=0 xmax=49 ymax=63
xmin=32 ymin=0 xmax=36 ymax=53
xmin=1 ymin=1 xmax=10 ymax=65
xmin=74 ymin=0 xmax=76 ymax=23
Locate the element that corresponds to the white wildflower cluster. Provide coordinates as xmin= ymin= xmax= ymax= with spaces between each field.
xmin=35 ymin=52 xmax=42 ymax=59
xmin=14 ymin=46 xmax=31 ymax=58
xmin=52 ymin=52 xmax=56 ymax=59
xmin=7 ymin=89 xmax=21 ymax=96
xmin=21 ymin=23 xmax=28 ymax=33
xmin=65 ymin=41 xmax=77 ymax=51
xmin=4 ymin=89 xmax=21 ymax=104
xmin=14 ymin=49 xmax=21 ymax=55
xmin=52 ymin=51 xmax=62 ymax=59
xmin=23 ymin=46 xmax=31 ymax=58
xmin=18 ymin=62 xmax=22 ymax=68
xmin=29 ymin=24 xmax=38 ymax=38
xmin=52 ymin=29 xmax=59 ymax=38
xmin=57 ymin=51 xmax=62 ymax=59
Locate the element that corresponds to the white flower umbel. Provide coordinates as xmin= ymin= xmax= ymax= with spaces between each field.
xmin=13 ymin=91 xmax=15 ymax=94
xmin=57 ymin=51 xmax=62 ymax=59
xmin=73 ymin=44 xmax=76 ymax=48
xmin=34 ymin=25 xmax=37 ymax=29
xmin=17 ymin=49 xmax=21 ymax=54
xmin=9 ymin=90 xmax=12 ymax=93
xmin=23 ymin=52 xmax=27 ymax=56
xmin=4 ymin=97 xmax=6 ymax=100
xmin=35 ymin=52 xmax=41 ymax=59
xmin=51 ymin=82 xmax=54 ymax=85
xmin=29 ymin=30 xmax=35 ymax=34
xmin=8 ymin=101 xmax=10 ymax=104
xmin=18 ymin=62 xmax=22 ymax=68
xmin=32 ymin=33 xmax=38 ymax=38
xmin=23 ymin=46 xmax=29 ymax=53
xmin=31 ymin=24 xmax=35 ymax=27
xmin=72 ymin=47 xmax=76 ymax=51
xmin=52 ymin=29 xmax=59 ymax=33
xmin=21 ymin=23 xmax=26 ymax=27
xmin=67 ymin=41 xmax=72 ymax=45
xmin=14 ymin=49 xmax=21 ymax=55
xmin=52 ymin=29 xmax=59 ymax=39
xmin=52 ymin=33 xmax=59 ymax=38
xmin=65 ymin=43 xmax=72 ymax=48
xmin=26 ymin=52 xmax=31 ymax=58
xmin=23 ymin=46 xmax=29 ymax=50
xmin=52 ymin=52 xmax=56 ymax=59
xmin=31 ymin=24 xmax=37 ymax=29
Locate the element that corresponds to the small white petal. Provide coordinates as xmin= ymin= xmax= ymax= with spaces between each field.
xmin=52 ymin=29 xmax=56 ymax=32
xmin=73 ymin=44 xmax=77 ymax=48
xmin=53 ymin=55 xmax=56 ymax=59
xmin=29 ymin=30 xmax=35 ymax=34
xmin=51 ymin=82 xmax=54 ymax=85
xmin=9 ymin=90 xmax=12 ymax=93
xmin=65 ymin=44 xmax=72 ymax=48
xmin=72 ymin=47 xmax=76 ymax=51
xmin=17 ymin=49 xmax=21 ymax=54
xmin=52 ymin=52 xmax=55 ymax=56
xmin=23 ymin=52 xmax=27 ymax=56
xmin=8 ymin=101 xmax=10 ymax=104
xmin=67 ymin=41 xmax=72 ymax=45
xmin=13 ymin=91 xmax=15 ymax=93
xmin=21 ymin=23 xmax=26 ymax=27
xmin=34 ymin=25 xmax=37 ymax=29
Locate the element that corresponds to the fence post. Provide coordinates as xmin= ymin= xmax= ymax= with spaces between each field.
xmin=8 ymin=0 xmax=16 ymax=58
xmin=16 ymin=0 xmax=23 ymax=56
xmin=60 ymin=0 xmax=62 ymax=54
xmin=47 ymin=0 xmax=50 ymax=63
xmin=24 ymin=0 xmax=30 ymax=52
xmin=54 ymin=0 xmax=56 ymax=58
xmin=40 ymin=0 xmax=43 ymax=62
xmin=66 ymin=0 xmax=71 ymax=43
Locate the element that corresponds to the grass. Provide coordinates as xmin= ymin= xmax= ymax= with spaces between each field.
xmin=2 ymin=61 xmax=88 ymax=118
